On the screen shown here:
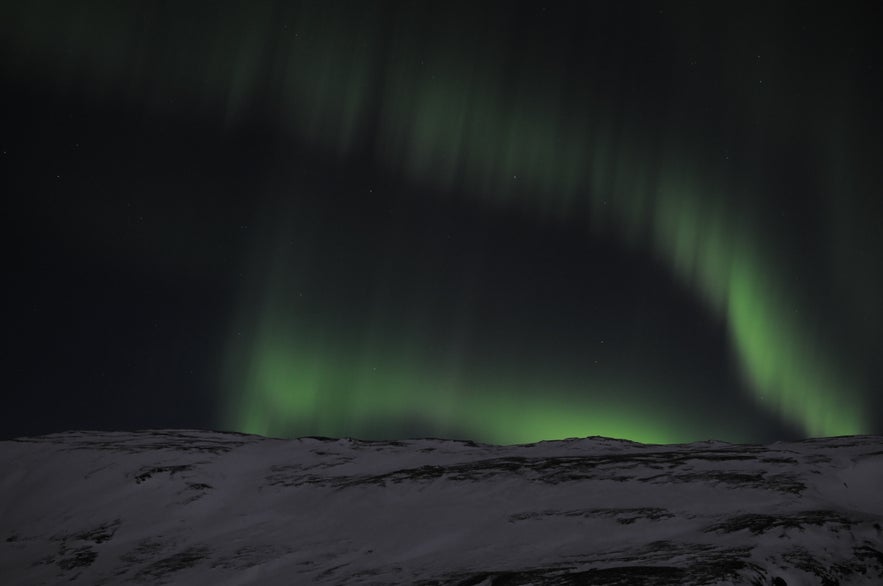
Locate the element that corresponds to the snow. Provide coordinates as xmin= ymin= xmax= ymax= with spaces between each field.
xmin=1 ymin=430 xmax=881 ymax=585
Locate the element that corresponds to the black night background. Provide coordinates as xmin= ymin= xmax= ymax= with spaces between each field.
xmin=3 ymin=1 xmax=882 ymax=444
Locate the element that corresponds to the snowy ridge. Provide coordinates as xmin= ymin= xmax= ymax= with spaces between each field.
xmin=1 ymin=430 xmax=881 ymax=585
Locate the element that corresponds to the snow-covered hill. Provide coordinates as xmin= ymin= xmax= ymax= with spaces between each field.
xmin=1 ymin=430 xmax=881 ymax=585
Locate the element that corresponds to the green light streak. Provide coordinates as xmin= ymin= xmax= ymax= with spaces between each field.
xmin=222 ymin=288 xmax=704 ymax=445
xmin=726 ymin=247 xmax=863 ymax=436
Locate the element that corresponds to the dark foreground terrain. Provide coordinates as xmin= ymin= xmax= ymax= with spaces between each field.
xmin=1 ymin=430 xmax=881 ymax=584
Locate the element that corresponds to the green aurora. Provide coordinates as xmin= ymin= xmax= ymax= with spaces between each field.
xmin=5 ymin=2 xmax=878 ymax=442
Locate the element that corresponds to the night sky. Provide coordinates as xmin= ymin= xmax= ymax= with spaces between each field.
xmin=3 ymin=2 xmax=882 ymax=444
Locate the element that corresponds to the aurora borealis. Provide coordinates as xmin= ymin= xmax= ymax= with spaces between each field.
xmin=3 ymin=2 xmax=881 ymax=443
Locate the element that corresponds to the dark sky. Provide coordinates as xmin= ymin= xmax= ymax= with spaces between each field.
xmin=3 ymin=1 xmax=882 ymax=444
